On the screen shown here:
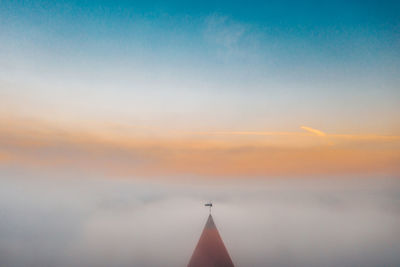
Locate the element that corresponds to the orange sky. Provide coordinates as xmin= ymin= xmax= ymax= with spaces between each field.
xmin=1 ymin=116 xmax=399 ymax=178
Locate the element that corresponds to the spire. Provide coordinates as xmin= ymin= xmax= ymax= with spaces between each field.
xmin=187 ymin=214 xmax=235 ymax=267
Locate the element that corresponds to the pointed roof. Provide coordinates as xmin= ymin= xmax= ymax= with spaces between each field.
xmin=187 ymin=215 xmax=235 ymax=267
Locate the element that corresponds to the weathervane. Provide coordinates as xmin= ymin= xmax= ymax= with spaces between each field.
xmin=205 ymin=202 xmax=213 ymax=214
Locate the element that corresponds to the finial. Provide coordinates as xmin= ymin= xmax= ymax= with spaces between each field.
xmin=205 ymin=202 xmax=213 ymax=214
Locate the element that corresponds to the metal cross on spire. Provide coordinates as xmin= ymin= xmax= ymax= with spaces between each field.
xmin=204 ymin=202 xmax=213 ymax=214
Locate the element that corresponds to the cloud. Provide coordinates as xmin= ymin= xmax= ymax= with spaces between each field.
xmin=202 ymin=13 xmax=261 ymax=62
xmin=191 ymin=131 xmax=301 ymax=136
xmin=204 ymin=14 xmax=246 ymax=49
xmin=301 ymin=126 xmax=327 ymax=136
xmin=0 ymin=175 xmax=399 ymax=267
xmin=1 ymin=118 xmax=399 ymax=178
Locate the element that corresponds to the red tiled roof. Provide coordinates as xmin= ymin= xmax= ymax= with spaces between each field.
xmin=187 ymin=215 xmax=234 ymax=267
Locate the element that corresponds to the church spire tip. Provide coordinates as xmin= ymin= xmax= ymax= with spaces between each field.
xmin=204 ymin=202 xmax=212 ymax=214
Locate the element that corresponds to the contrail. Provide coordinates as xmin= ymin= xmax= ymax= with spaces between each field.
xmin=301 ymin=126 xmax=327 ymax=137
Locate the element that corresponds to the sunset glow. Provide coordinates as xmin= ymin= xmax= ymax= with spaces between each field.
xmin=1 ymin=115 xmax=399 ymax=177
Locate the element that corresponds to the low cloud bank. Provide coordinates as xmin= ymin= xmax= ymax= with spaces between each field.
xmin=0 ymin=171 xmax=399 ymax=266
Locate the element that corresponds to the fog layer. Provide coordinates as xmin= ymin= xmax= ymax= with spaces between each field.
xmin=1 ymin=171 xmax=399 ymax=267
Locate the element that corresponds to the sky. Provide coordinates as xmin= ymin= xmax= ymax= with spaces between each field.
xmin=0 ymin=0 xmax=400 ymax=266
xmin=1 ymin=0 xmax=400 ymax=178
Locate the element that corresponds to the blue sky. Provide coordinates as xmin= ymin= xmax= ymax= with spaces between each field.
xmin=0 ymin=0 xmax=399 ymax=177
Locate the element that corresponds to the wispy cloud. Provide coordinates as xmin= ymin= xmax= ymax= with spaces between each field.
xmin=204 ymin=14 xmax=246 ymax=50
xmin=190 ymin=131 xmax=301 ymax=136
xmin=202 ymin=13 xmax=261 ymax=61
xmin=301 ymin=126 xmax=327 ymax=136
xmin=1 ymin=118 xmax=399 ymax=178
